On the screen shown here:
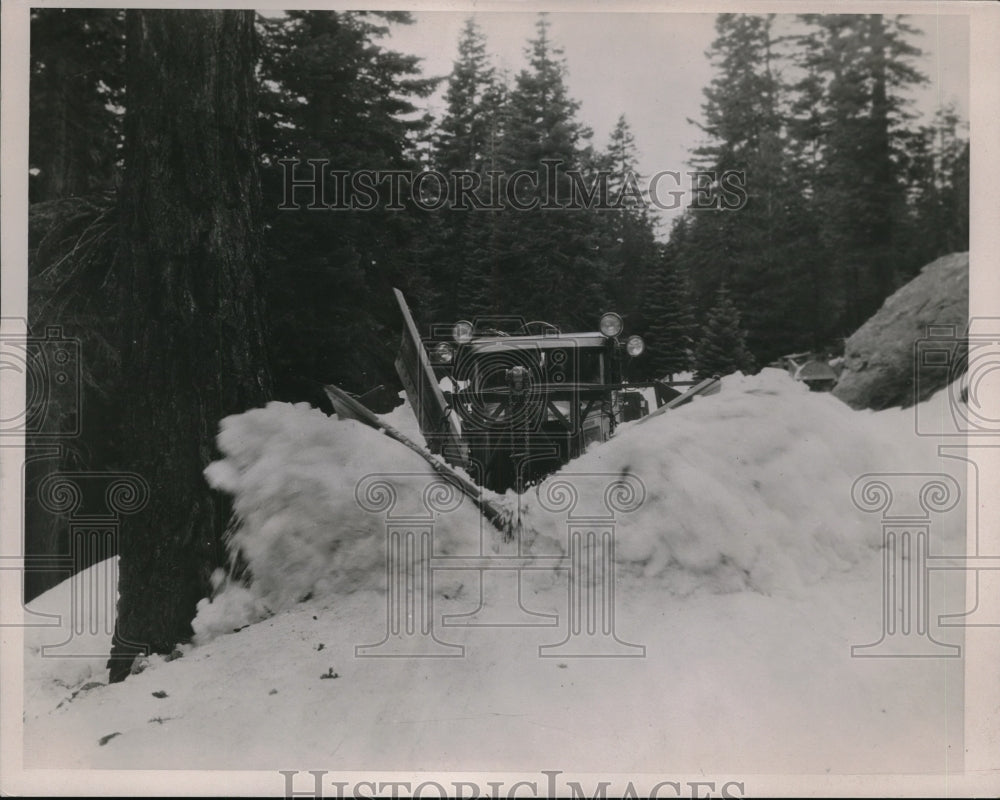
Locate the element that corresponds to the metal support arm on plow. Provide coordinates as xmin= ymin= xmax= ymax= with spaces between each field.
xmin=629 ymin=376 xmax=721 ymax=427
xmin=322 ymin=383 xmax=518 ymax=538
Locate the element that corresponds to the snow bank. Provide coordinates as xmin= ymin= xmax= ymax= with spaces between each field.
xmin=834 ymin=251 xmax=968 ymax=409
xmin=196 ymin=373 xmax=959 ymax=641
xmin=22 ymin=377 xmax=969 ymax=778
xmin=194 ymin=402 xmax=484 ymax=643
xmin=518 ymin=368 xmax=956 ymax=596
xmin=22 ymin=558 xmax=118 ymax=715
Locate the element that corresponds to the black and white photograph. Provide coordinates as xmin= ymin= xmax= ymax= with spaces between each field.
xmin=1 ymin=1 xmax=998 ymax=796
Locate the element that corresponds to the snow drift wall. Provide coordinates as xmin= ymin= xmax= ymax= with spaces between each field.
xmin=519 ymin=369 xmax=934 ymax=597
xmin=195 ymin=402 xmax=486 ymax=642
xmin=833 ymin=252 xmax=968 ymax=410
xmin=194 ymin=371 xmax=947 ymax=642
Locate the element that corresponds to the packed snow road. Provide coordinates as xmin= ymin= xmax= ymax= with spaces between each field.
xmin=23 ymin=370 xmax=967 ymax=777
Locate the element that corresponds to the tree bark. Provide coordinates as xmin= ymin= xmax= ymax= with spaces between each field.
xmin=110 ymin=9 xmax=270 ymax=681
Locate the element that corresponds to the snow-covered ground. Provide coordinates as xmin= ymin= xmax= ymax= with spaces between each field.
xmin=17 ymin=369 xmax=988 ymax=794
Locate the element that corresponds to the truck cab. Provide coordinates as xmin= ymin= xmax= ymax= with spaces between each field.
xmin=410 ymin=307 xmax=646 ymax=492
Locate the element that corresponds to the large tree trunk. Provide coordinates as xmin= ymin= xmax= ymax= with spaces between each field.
xmin=110 ymin=9 xmax=270 ymax=681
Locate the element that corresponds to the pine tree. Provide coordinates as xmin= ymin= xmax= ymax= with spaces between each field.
xmin=499 ymin=15 xmax=589 ymax=172
xmin=897 ymin=104 xmax=969 ymax=273
xmin=257 ymin=11 xmax=439 ymax=395
xmin=785 ymin=18 xmax=841 ymax=350
xmin=460 ymin=75 xmax=511 ymax=317
xmin=693 ymin=14 xmax=784 ymax=175
xmin=793 ymin=14 xmax=926 ymax=332
xmin=598 ymin=115 xmax=660 ymax=322
xmin=29 ymin=9 xmax=125 ymax=202
xmin=605 ymin=115 xmax=639 ymax=196
xmin=490 ymin=14 xmax=603 ymax=328
xmin=436 ymin=17 xmax=495 ymax=174
xmin=693 ymin=285 xmax=755 ymax=380
xmin=426 ymin=17 xmax=503 ymax=321
xmin=684 ymin=13 xmax=817 ymax=365
xmin=644 ymin=245 xmax=695 ymax=380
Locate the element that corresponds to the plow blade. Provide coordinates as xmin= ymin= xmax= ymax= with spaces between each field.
xmin=323 ymin=383 xmax=517 ymax=537
xmin=392 ymin=288 xmax=470 ymax=471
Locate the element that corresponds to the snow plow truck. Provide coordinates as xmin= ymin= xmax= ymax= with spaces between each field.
xmin=324 ymin=290 xmax=719 ymax=532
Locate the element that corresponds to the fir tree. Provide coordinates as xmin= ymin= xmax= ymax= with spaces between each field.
xmin=644 ymin=254 xmax=695 ymax=380
xmin=499 ymin=14 xmax=589 ymax=172
xmin=427 ymin=17 xmax=504 ymax=321
xmin=256 ymin=11 xmax=439 ymax=395
xmin=436 ymin=17 xmax=495 ymax=174
xmin=490 ymin=14 xmax=602 ymax=328
xmin=605 ymin=115 xmax=640 ymax=199
xmin=29 ymin=9 xmax=125 ymax=202
xmin=643 ymin=216 xmax=694 ymax=380
xmin=793 ymin=14 xmax=926 ymax=331
xmin=897 ymin=105 xmax=969 ymax=273
xmin=693 ymin=285 xmax=756 ymax=380
xmin=598 ymin=115 xmax=660 ymax=322
xmin=683 ymin=13 xmax=814 ymax=365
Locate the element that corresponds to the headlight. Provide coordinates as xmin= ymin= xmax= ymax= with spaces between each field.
xmin=599 ymin=312 xmax=623 ymax=338
xmin=626 ymin=335 xmax=645 ymax=356
xmin=434 ymin=342 xmax=454 ymax=364
xmin=452 ymin=320 xmax=474 ymax=344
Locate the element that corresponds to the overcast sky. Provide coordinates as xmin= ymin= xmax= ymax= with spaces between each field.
xmin=387 ymin=10 xmax=970 ymax=233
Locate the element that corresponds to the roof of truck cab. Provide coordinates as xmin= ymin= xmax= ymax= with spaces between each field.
xmin=462 ymin=332 xmax=610 ymax=350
